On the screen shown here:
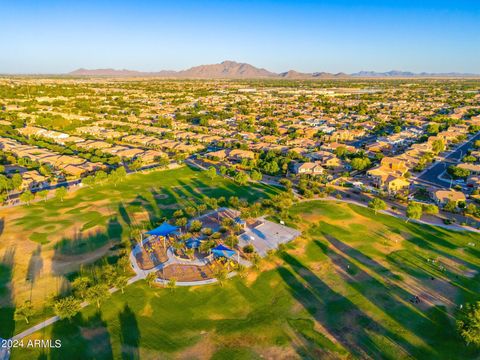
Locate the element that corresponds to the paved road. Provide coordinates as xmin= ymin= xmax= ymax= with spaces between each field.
xmin=416 ymin=132 xmax=480 ymax=188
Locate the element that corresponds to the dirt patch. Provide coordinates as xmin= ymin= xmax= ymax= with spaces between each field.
xmin=153 ymin=193 xmax=169 ymax=200
xmin=255 ymin=345 xmax=299 ymax=359
xmin=140 ymin=302 xmax=153 ymax=317
xmin=50 ymin=242 xmax=114 ymax=275
xmin=177 ymin=333 xmax=215 ymax=360
xmin=80 ymin=326 xmax=108 ymax=340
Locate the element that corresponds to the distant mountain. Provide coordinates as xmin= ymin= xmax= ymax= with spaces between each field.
xmin=69 ymin=68 xmax=145 ymax=76
xmin=177 ymin=60 xmax=276 ymax=78
xmin=279 ymin=70 xmax=315 ymax=79
xmin=67 ymin=62 xmax=479 ymax=79
xmin=351 ymin=70 xmax=477 ymax=78
xmin=69 ymin=68 xmax=176 ymax=77
xmin=69 ymin=61 xmax=276 ymax=79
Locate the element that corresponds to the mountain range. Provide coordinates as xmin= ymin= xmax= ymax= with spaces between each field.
xmin=68 ymin=60 xmax=478 ymax=79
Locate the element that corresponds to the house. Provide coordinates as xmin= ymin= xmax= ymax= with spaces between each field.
xmin=21 ymin=170 xmax=49 ymax=191
xmin=228 ymin=149 xmax=255 ymax=161
xmin=367 ymin=157 xmax=409 ymax=193
xmin=207 ymin=149 xmax=228 ymax=161
xmin=384 ymin=175 xmax=410 ymax=193
xmin=293 ymin=162 xmax=324 ymax=175
xmin=378 ymin=157 xmax=409 ymax=174
xmin=458 ymin=163 xmax=480 ymax=175
xmin=307 ymin=151 xmax=342 ymax=168
xmin=432 ymin=189 xmax=466 ymax=206
xmin=467 ymin=175 xmax=480 ymax=189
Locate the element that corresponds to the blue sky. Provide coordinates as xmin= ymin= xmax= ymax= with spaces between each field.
xmin=2 ymin=0 xmax=479 ymax=74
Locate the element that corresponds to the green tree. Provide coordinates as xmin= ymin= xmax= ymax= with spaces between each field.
xmin=11 ymin=173 xmax=23 ymax=190
xmin=185 ymin=206 xmax=196 ymax=217
xmin=225 ymin=235 xmax=239 ymax=248
xmin=427 ymin=123 xmax=440 ymax=135
xmin=166 ymin=278 xmax=177 ymax=292
xmin=351 ymin=157 xmax=371 ymax=171
xmin=197 ymin=204 xmax=207 ymax=214
xmin=457 ymin=302 xmax=480 ymax=346
xmin=175 ymin=217 xmax=187 ymax=227
xmin=236 ymin=263 xmax=247 ymax=279
xmin=444 ymin=200 xmax=458 ymax=213
xmin=465 ymin=203 xmax=478 ymax=217
xmin=55 ymin=186 xmax=68 ymax=202
xmin=19 ymin=190 xmax=35 ymax=205
xmin=146 ymin=272 xmax=157 ymax=288
xmin=14 ymin=300 xmax=34 ymax=324
xmin=129 ymin=158 xmax=143 ymax=172
xmin=448 ymin=166 xmax=470 ymax=179
xmin=100 ymin=264 xmax=119 ymax=287
xmin=368 ymin=198 xmax=387 ymax=214
xmin=234 ymin=171 xmax=249 ymax=185
xmin=205 ymin=166 xmax=217 ymax=180
xmin=37 ymin=189 xmax=49 ymax=202
xmin=250 ymin=170 xmax=263 ymax=181
xmin=423 ymin=204 xmax=439 ymax=215
xmin=432 ymin=139 xmax=445 ymax=154
xmin=214 ymin=267 xmax=229 ymax=286
xmin=156 ymin=156 xmax=170 ymax=168
xmin=114 ymin=275 xmax=129 ymax=294
xmin=406 ymin=202 xmax=423 ymax=222
xmin=71 ymin=276 xmax=91 ymax=299
xmin=335 ymin=146 xmax=348 ymax=158
xmin=81 ymin=175 xmax=95 ymax=187
xmin=463 ymin=155 xmax=477 ymax=163
xmin=173 ymin=209 xmax=184 ymax=218
xmin=54 ymin=296 xmax=81 ymax=320
xmin=85 ymin=284 xmax=110 ymax=308
xmin=189 ymin=219 xmax=203 ymax=233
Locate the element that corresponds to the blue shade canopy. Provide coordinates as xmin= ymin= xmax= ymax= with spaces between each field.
xmin=211 ymin=244 xmax=236 ymax=258
xmin=146 ymin=222 xmax=178 ymax=236
xmin=186 ymin=239 xmax=201 ymax=249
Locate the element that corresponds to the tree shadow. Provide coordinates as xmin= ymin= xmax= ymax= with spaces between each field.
xmin=26 ymin=245 xmax=43 ymax=285
xmin=49 ymin=311 xmax=113 ymax=360
xmin=51 ymin=217 xmax=123 ymax=276
xmin=0 ymin=217 xmax=5 ymax=237
xmin=0 ymin=246 xmax=15 ymax=338
xmin=118 ymin=303 xmax=141 ymax=360
xmin=279 ymin=251 xmax=423 ymax=359
xmin=118 ymin=203 xmax=132 ymax=227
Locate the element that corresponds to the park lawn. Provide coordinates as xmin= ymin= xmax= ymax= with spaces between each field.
xmin=0 ymin=165 xmax=282 ymax=313
xmin=9 ymin=201 xmax=480 ymax=359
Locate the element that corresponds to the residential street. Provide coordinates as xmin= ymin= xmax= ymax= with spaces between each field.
xmin=415 ymin=132 xmax=480 ymax=188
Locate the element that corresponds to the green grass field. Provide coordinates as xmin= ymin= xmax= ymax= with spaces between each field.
xmin=0 ymin=165 xmax=282 ymax=338
xmin=9 ymin=200 xmax=480 ymax=359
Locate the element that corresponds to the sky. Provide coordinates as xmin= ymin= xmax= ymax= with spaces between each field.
xmin=1 ymin=0 xmax=480 ymax=74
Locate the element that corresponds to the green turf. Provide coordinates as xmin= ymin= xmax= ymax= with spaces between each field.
xmin=8 ymin=200 xmax=480 ymax=359
xmin=14 ymin=166 xmax=281 ymax=257
xmin=29 ymin=232 xmax=49 ymax=244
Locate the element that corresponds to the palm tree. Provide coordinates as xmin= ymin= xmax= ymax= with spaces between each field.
xmin=146 ymin=272 xmax=157 ymax=288
xmin=167 ymin=278 xmax=177 ymax=292
xmin=214 ymin=267 xmax=228 ymax=286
